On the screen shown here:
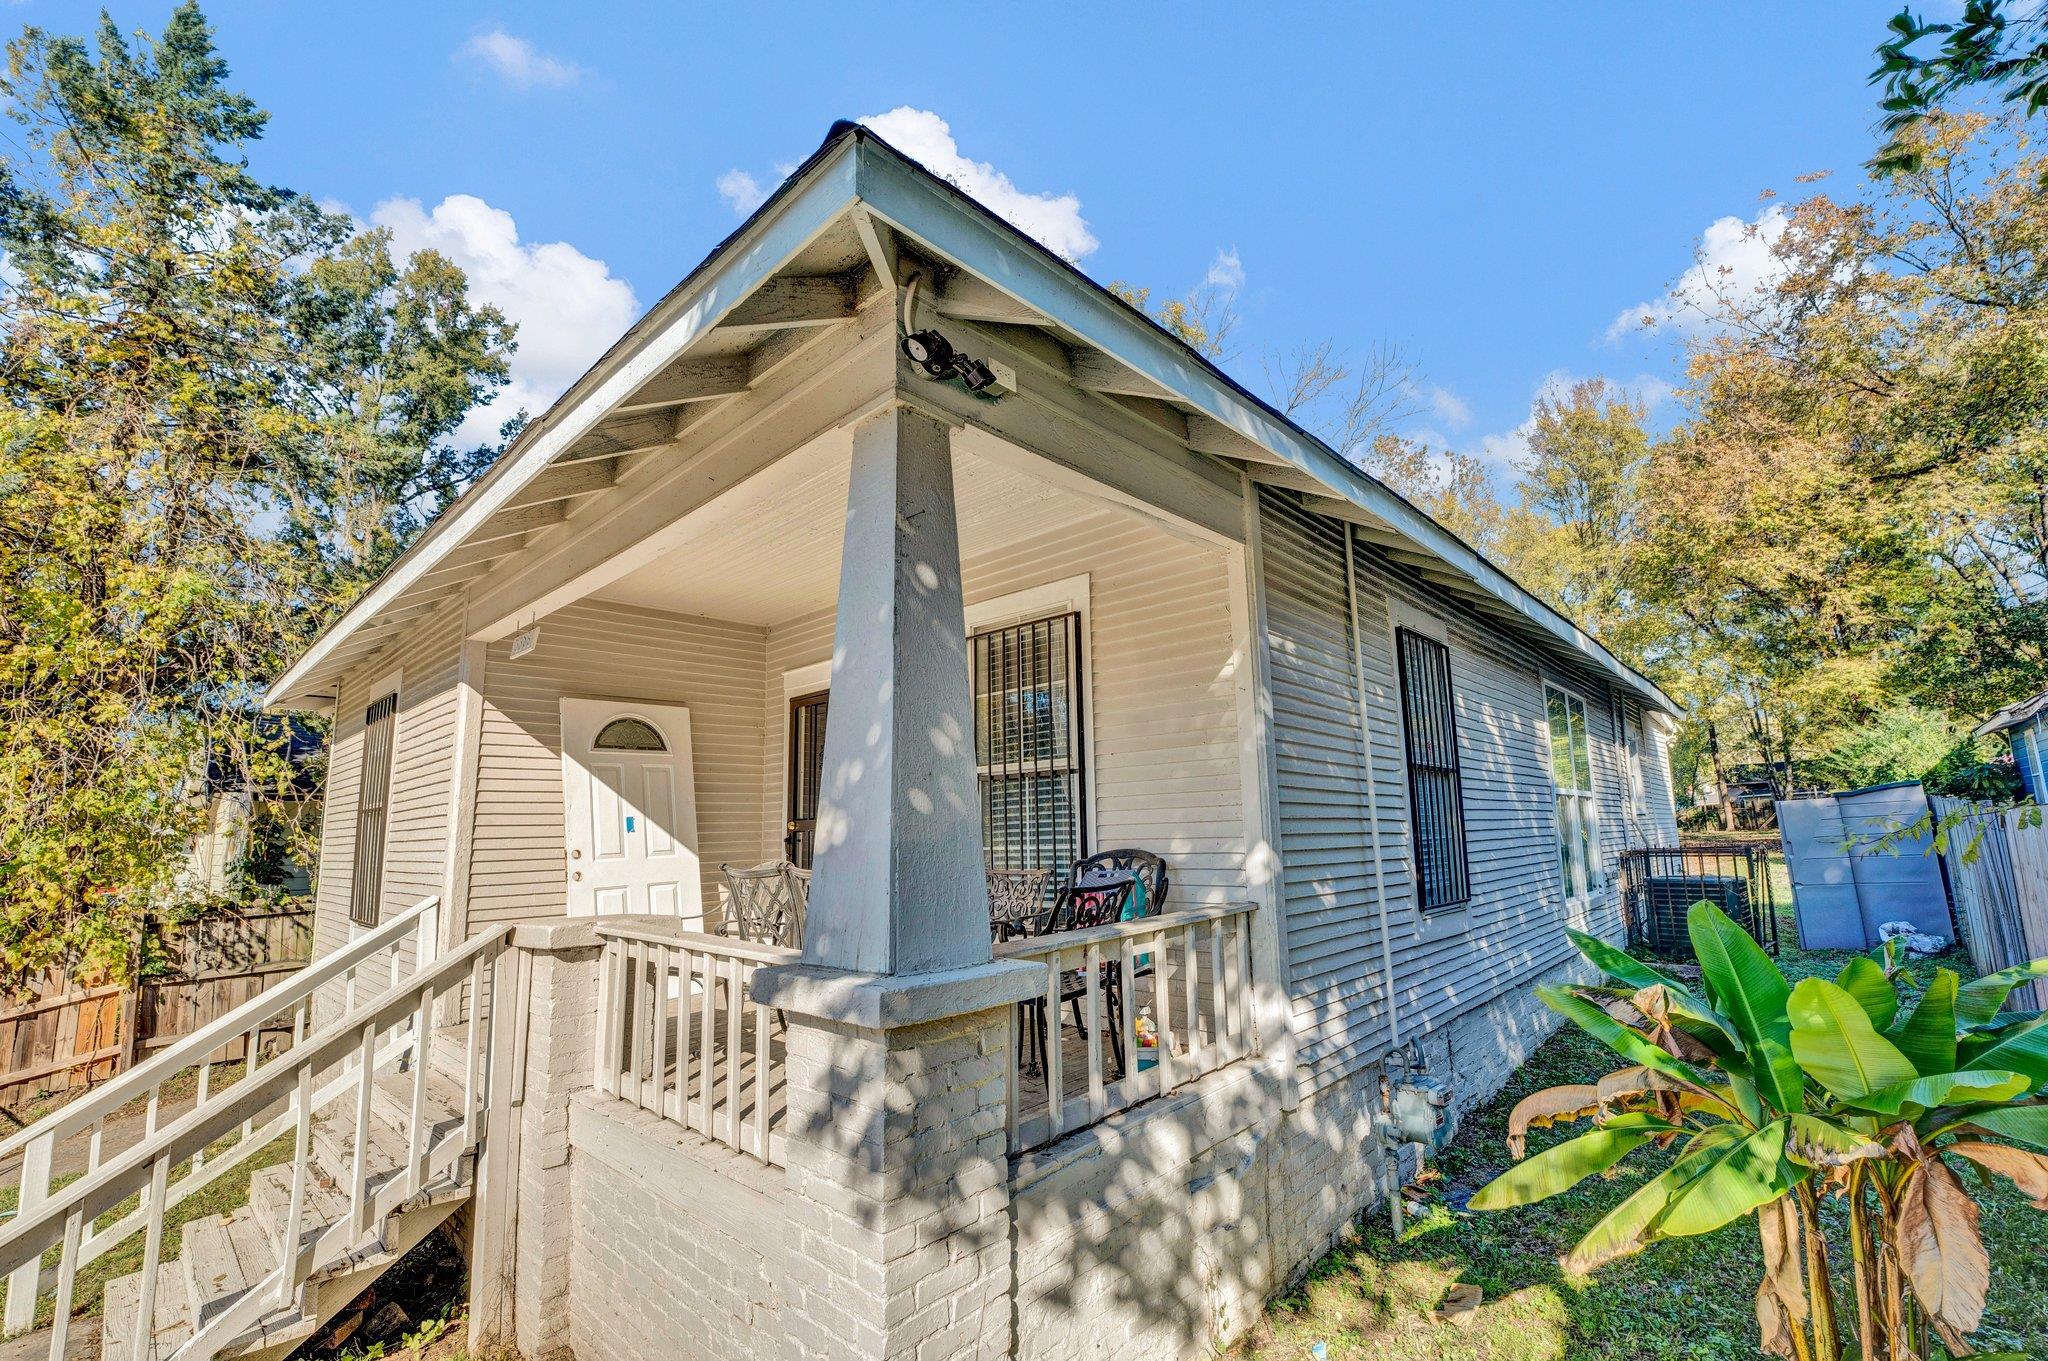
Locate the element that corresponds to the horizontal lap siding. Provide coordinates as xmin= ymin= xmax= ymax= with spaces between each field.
xmin=311 ymin=604 xmax=464 ymax=978
xmin=468 ymin=600 xmax=769 ymax=929
xmin=1258 ymin=488 xmax=1647 ymax=1094
xmin=762 ymin=507 xmax=1248 ymax=907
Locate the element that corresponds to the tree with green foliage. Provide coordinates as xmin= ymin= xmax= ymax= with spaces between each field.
xmin=0 ymin=5 xmax=511 ymax=982
xmin=1873 ymin=1 xmax=2048 ymax=174
xmin=1476 ymin=905 xmax=2048 ymax=1361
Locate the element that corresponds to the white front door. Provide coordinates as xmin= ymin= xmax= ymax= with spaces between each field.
xmin=561 ymin=698 xmax=704 ymax=922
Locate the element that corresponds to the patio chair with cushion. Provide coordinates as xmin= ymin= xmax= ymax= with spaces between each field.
xmin=1061 ymin=848 xmax=1169 ymax=921
xmin=1044 ymin=877 xmax=1138 ymax=1080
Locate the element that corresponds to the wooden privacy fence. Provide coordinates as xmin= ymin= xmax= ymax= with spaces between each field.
xmin=1931 ymin=796 xmax=2048 ymax=1010
xmin=0 ymin=904 xmax=312 ymax=1111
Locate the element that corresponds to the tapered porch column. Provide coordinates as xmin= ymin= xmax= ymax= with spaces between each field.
xmin=803 ymin=402 xmax=990 ymax=975
xmin=756 ymin=402 xmax=1038 ymax=1361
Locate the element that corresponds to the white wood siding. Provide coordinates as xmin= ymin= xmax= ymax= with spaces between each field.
xmin=310 ymin=603 xmax=465 ymax=978
xmin=763 ymin=506 xmax=1249 ymax=907
xmin=1257 ymin=488 xmax=1663 ymax=1093
xmin=465 ymin=600 xmax=768 ymax=929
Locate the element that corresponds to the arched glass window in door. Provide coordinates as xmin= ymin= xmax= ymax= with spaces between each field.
xmin=593 ymin=716 xmax=667 ymax=752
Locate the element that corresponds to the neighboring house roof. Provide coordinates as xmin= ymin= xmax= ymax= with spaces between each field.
xmin=1976 ymin=686 xmax=2048 ymax=738
xmin=265 ymin=120 xmax=1680 ymax=718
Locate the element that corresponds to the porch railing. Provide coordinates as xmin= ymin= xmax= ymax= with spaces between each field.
xmin=0 ymin=895 xmax=443 ymax=1336
xmin=997 ymin=902 xmax=1257 ymax=1153
xmin=0 ymin=903 xmax=512 ymax=1361
xmin=593 ymin=920 xmax=797 ymax=1167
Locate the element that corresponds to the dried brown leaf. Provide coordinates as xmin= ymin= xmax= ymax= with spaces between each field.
xmin=1947 ymin=1140 xmax=2048 ymax=1210
xmin=1896 ymin=1158 xmax=1989 ymax=1335
xmin=1754 ymin=1196 xmax=1808 ymax=1361
xmin=1506 ymin=1084 xmax=1602 ymax=1159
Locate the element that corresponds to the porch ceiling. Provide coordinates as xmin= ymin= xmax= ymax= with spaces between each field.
xmin=591 ymin=433 xmax=1078 ymax=625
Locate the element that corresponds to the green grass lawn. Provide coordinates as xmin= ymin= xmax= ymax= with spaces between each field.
xmin=1237 ymin=903 xmax=2048 ymax=1361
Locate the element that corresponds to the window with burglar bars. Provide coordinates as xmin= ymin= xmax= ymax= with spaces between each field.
xmin=349 ymin=692 xmax=399 ymax=927
xmin=971 ymin=612 xmax=1087 ymax=887
xmin=1396 ymin=629 xmax=1470 ymax=912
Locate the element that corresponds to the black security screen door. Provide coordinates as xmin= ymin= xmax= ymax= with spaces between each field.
xmin=785 ymin=690 xmax=828 ymax=868
xmin=972 ymin=612 xmax=1087 ymax=882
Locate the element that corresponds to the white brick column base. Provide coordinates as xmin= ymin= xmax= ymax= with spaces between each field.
xmin=757 ymin=959 xmax=1040 ymax=1361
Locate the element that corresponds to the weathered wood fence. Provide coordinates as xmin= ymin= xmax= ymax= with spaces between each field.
xmin=0 ymin=904 xmax=312 ymax=1111
xmin=1930 ymin=796 xmax=2048 ymax=1010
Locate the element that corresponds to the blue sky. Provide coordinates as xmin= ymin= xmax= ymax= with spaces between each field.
xmin=80 ymin=2 xmax=1902 ymax=483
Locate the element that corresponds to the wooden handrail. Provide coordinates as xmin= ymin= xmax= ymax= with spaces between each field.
xmin=995 ymin=902 xmax=1254 ymax=959
xmin=0 ymin=922 xmax=508 ymax=1275
xmin=592 ymin=918 xmax=800 ymax=964
xmin=0 ymin=896 xmax=439 ymax=1161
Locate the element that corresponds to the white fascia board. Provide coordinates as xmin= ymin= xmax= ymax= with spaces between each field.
xmin=848 ymin=141 xmax=1678 ymax=719
xmin=264 ymin=145 xmax=863 ymax=710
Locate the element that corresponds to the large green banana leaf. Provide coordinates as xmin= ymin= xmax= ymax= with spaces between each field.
xmin=1650 ymin=1118 xmax=1805 ymax=1238
xmin=1890 ymin=968 xmax=1959 ymax=1075
xmin=1539 ymin=986 xmax=1716 ymax=1091
xmin=1956 ymin=960 xmax=2048 ymax=1028
xmin=1469 ymin=1112 xmax=1679 ymax=1211
xmin=1788 ymin=978 xmax=1918 ymax=1100
xmin=1836 ymin=956 xmax=1899 ymax=1030
xmin=1565 ymin=1125 xmax=1744 ymax=1272
xmin=1847 ymin=1068 xmax=2031 ymax=1116
xmin=1960 ymin=1012 xmax=2048 ymax=1089
xmin=1946 ymin=1102 xmax=2048 ymax=1149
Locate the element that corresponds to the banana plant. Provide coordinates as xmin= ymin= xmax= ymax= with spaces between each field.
xmin=1469 ymin=901 xmax=2048 ymax=1361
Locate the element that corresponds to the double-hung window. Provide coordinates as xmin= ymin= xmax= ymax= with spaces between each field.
xmin=1396 ymin=628 xmax=1470 ymax=912
xmin=1546 ymin=684 xmax=1601 ymax=905
xmin=970 ymin=612 xmax=1087 ymax=884
xmin=349 ymin=690 xmax=399 ymax=927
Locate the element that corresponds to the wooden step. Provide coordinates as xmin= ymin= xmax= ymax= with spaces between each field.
xmin=100 ymin=1261 xmax=191 ymax=1361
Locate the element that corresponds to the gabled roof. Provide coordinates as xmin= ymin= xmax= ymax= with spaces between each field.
xmin=266 ymin=121 xmax=1679 ymax=718
xmin=1977 ymin=687 xmax=2048 ymax=738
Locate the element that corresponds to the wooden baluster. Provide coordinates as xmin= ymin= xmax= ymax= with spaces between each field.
xmin=1005 ymin=991 xmax=1021 ymax=1152
xmin=4 ymin=1130 xmax=53 ymax=1334
xmin=1207 ymin=920 xmax=1225 ymax=1069
xmin=407 ymin=984 xmax=433 ymax=1198
xmin=240 ymin=1024 xmax=260 ymax=1141
xmin=668 ymin=946 xmax=689 ymax=1123
xmin=624 ymin=941 xmax=645 ymax=1107
xmin=646 ymin=946 xmax=670 ymax=1119
xmin=132 ymin=1152 xmax=170 ymax=1361
xmin=463 ymin=953 xmax=486 ymax=1146
xmin=277 ymin=1064 xmax=314 ymax=1309
xmin=389 ymin=940 xmax=403 ymax=993
xmin=193 ymin=1059 xmax=212 ymax=1171
xmin=1182 ymin=924 xmax=1199 ymax=1069
xmin=1232 ymin=913 xmax=1253 ymax=1057
xmin=751 ymin=990 xmax=771 ymax=1161
xmin=1044 ymin=952 xmax=1065 ymax=1140
xmin=144 ymin=1082 xmax=160 ymax=1138
xmin=1156 ymin=928 xmax=1176 ymax=1095
xmin=1085 ymin=941 xmax=1105 ymax=1123
xmin=696 ymin=950 xmax=714 ymax=1135
xmin=1120 ymin=937 xmax=1138 ymax=1097
xmin=46 ymin=1204 xmax=83 ymax=1361
xmin=724 ymin=957 xmax=742 ymax=1148
xmin=349 ymin=1021 xmax=377 ymax=1241
xmin=593 ymin=941 xmax=618 ymax=1097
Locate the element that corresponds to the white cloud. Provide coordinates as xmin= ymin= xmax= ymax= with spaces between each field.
xmin=715 ymin=169 xmax=766 ymax=216
xmin=371 ymin=194 xmax=639 ymax=446
xmin=856 ymin=107 xmax=1098 ymax=261
xmin=1204 ymin=247 xmax=1244 ymax=293
xmin=1609 ymin=205 xmax=1791 ymax=340
xmin=458 ymin=28 xmax=584 ymax=91
xmin=1423 ymin=384 xmax=1472 ymax=429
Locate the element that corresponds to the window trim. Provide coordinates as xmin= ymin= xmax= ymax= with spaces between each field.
xmin=775 ymin=573 xmax=1097 ymax=872
xmin=1543 ymin=678 xmax=1602 ymax=913
xmin=1393 ymin=626 xmax=1471 ymax=914
xmin=348 ymin=667 xmax=404 ymax=931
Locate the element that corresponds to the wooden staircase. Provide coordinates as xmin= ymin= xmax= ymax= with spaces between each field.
xmin=100 ymin=1064 xmax=473 ymax=1361
xmin=0 ymin=900 xmax=518 ymax=1361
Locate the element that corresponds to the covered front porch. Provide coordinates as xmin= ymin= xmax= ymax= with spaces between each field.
xmin=466 ymin=395 xmax=1270 ymax=1158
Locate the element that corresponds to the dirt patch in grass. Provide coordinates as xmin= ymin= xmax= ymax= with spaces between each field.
xmin=1235 ymin=907 xmax=2048 ymax=1360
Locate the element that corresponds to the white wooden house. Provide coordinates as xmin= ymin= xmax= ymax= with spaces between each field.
xmin=0 ymin=122 xmax=1678 ymax=1361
